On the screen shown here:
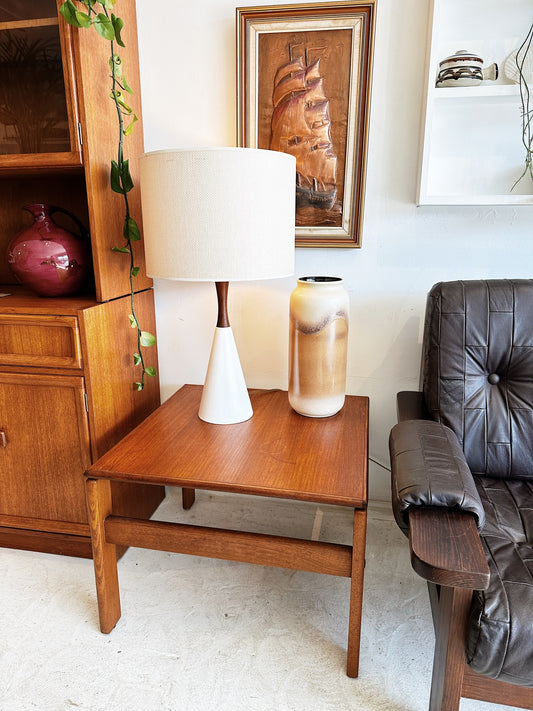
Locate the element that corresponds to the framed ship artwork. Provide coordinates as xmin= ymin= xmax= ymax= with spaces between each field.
xmin=237 ymin=2 xmax=376 ymax=248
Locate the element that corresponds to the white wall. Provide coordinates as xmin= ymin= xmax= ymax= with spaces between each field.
xmin=136 ymin=0 xmax=533 ymax=501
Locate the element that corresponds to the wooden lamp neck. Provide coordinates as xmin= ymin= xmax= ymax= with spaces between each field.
xmin=215 ymin=281 xmax=230 ymax=328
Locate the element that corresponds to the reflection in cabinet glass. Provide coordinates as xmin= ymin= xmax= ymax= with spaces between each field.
xmin=418 ymin=0 xmax=533 ymax=205
xmin=0 ymin=0 xmax=75 ymax=156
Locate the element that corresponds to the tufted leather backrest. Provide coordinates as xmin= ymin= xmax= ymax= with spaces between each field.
xmin=422 ymin=279 xmax=533 ymax=479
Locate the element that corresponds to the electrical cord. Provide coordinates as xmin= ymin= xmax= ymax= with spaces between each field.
xmin=369 ymin=456 xmax=391 ymax=473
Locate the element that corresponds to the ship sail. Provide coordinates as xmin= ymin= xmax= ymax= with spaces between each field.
xmin=270 ymin=53 xmax=337 ymax=210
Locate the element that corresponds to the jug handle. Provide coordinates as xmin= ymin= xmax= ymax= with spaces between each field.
xmin=48 ymin=205 xmax=90 ymax=242
xmin=482 ymin=62 xmax=499 ymax=81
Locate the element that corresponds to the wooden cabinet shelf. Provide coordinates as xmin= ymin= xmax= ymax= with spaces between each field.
xmin=0 ymin=17 xmax=58 ymax=31
xmin=417 ymin=0 xmax=533 ymax=205
xmin=0 ymin=153 xmax=83 ymax=174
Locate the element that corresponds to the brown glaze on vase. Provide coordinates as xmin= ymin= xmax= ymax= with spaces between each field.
xmin=289 ymin=276 xmax=349 ymax=417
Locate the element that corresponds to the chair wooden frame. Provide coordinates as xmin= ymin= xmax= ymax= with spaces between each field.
xmin=398 ymin=392 xmax=533 ymax=711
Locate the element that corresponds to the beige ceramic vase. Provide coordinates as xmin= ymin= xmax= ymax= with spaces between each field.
xmin=288 ymin=276 xmax=349 ymax=417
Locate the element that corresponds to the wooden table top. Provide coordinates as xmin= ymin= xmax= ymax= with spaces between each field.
xmin=88 ymin=385 xmax=369 ymax=508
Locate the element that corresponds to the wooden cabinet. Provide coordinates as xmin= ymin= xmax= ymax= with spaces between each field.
xmin=0 ymin=372 xmax=90 ymax=524
xmin=0 ymin=1 xmax=164 ymax=557
xmin=417 ymin=0 xmax=533 ymax=205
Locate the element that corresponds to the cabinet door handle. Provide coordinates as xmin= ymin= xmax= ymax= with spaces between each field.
xmin=0 ymin=430 xmax=6 ymax=448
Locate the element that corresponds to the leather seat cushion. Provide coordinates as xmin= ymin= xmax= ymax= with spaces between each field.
xmin=466 ymin=477 xmax=533 ymax=686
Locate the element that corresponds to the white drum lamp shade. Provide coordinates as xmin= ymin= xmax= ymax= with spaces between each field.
xmin=139 ymin=147 xmax=296 ymax=424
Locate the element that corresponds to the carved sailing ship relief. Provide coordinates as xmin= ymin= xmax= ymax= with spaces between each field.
xmin=270 ymin=46 xmax=339 ymax=220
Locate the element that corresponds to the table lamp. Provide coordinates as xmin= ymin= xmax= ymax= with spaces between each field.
xmin=139 ymin=147 xmax=296 ymax=424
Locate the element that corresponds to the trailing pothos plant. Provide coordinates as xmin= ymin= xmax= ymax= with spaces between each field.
xmin=512 ymin=22 xmax=533 ymax=191
xmin=59 ymin=0 xmax=156 ymax=391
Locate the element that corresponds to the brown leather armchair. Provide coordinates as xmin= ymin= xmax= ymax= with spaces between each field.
xmin=389 ymin=280 xmax=533 ymax=711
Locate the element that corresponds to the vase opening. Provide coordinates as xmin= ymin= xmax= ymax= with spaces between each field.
xmin=299 ymin=276 xmax=342 ymax=283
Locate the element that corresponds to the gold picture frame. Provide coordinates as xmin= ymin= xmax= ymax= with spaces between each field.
xmin=237 ymin=2 xmax=376 ymax=248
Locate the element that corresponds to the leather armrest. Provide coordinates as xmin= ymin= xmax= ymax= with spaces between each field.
xmin=390 ymin=419 xmax=485 ymax=533
xmin=409 ymin=508 xmax=489 ymax=590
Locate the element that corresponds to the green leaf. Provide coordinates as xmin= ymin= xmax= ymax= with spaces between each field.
xmin=109 ymin=54 xmax=122 ymax=78
xmin=111 ymin=159 xmax=134 ymax=195
xmin=59 ymin=1 xmax=82 ymax=27
xmin=121 ymin=75 xmax=134 ymax=94
xmin=124 ymin=217 xmax=141 ymax=242
xmin=114 ymin=91 xmax=133 ymax=114
xmin=145 ymin=367 xmax=157 ymax=377
xmin=133 ymin=353 xmax=141 ymax=366
xmin=128 ymin=314 xmax=138 ymax=329
xmin=111 ymin=14 xmax=125 ymax=47
xmin=120 ymin=159 xmax=134 ymax=193
xmin=94 ymin=13 xmax=115 ymax=40
xmin=110 ymin=160 xmax=122 ymax=193
xmin=75 ymin=10 xmax=92 ymax=27
xmin=135 ymin=382 xmax=144 ymax=391
xmin=102 ymin=0 xmax=116 ymax=9
xmin=111 ymin=245 xmax=130 ymax=253
xmin=140 ymin=331 xmax=157 ymax=348
xmin=131 ymin=266 xmax=140 ymax=277
xmin=123 ymin=114 xmax=138 ymax=136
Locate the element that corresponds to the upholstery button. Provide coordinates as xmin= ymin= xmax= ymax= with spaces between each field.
xmin=488 ymin=373 xmax=500 ymax=384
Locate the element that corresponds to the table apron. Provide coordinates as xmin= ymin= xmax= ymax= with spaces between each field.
xmin=104 ymin=515 xmax=353 ymax=578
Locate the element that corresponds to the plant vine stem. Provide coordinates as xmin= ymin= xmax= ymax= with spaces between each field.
xmin=513 ymin=22 xmax=533 ymax=190
xmin=106 ymin=10 xmax=147 ymax=390
xmin=57 ymin=2 xmax=155 ymax=390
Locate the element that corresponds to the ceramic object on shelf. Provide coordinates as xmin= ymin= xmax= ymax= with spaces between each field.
xmin=7 ymin=203 xmax=91 ymax=297
xmin=288 ymin=276 xmax=349 ymax=418
xmin=436 ymin=49 xmax=498 ymax=87
xmin=504 ymin=45 xmax=533 ymax=84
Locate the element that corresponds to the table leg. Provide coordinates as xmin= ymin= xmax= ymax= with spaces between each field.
xmin=85 ymin=477 xmax=121 ymax=633
xmin=346 ymin=507 xmax=367 ymax=678
xmin=182 ymin=487 xmax=196 ymax=509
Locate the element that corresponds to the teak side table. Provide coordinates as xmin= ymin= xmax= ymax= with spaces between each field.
xmin=85 ymin=385 xmax=369 ymax=677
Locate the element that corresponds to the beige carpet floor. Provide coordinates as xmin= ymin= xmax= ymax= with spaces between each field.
xmin=0 ymin=491 xmax=523 ymax=710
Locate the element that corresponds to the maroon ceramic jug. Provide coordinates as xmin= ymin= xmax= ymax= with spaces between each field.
xmin=7 ymin=204 xmax=91 ymax=297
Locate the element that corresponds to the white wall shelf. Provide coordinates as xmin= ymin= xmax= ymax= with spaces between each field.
xmin=432 ymin=84 xmax=521 ymax=99
xmin=417 ymin=0 xmax=533 ymax=205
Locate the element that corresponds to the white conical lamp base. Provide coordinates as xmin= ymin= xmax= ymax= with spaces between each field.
xmin=198 ymin=326 xmax=253 ymax=424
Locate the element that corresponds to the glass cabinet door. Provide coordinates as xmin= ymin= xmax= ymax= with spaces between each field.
xmin=0 ymin=0 xmax=80 ymax=164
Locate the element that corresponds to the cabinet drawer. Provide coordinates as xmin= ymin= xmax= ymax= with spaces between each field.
xmin=0 ymin=315 xmax=82 ymax=369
